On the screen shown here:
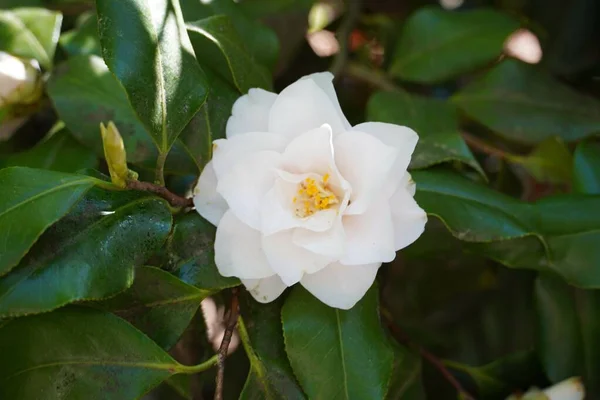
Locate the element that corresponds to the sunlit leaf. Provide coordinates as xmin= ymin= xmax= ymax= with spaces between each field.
xmin=0 ymin=7 xmax=62 ymax=69
xmin=96 ymin=0 xmax=209 ymax=153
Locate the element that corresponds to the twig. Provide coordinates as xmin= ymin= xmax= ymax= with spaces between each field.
xmin=344 ymin=62 xmax=403 ymax=92
xmin=462 ymin=131 xmax=510 ymax=160
xmin=214 ymin=288 xmax=240 ymax=400
xmin=330 ymin=0 xmax=363 ymax=78
xmin=382 ymin=310 xmax=475 ymax=400
xmin=126 ymin=180 xmax=193 ymax=208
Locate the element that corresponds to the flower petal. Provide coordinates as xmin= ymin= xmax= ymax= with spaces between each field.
xmin=242 ymin=275 xmax=287 ymax=303
xmin=217 ymin=150 xmax=281 ymax=230
xmin=390 ymin=186 xmax=427 ymax=251
xmin=334 ymin=130 xmax=398 ymax=215
xmin=268 ymin=78 xmax=348 ymax=139
xmin=353 ymin=122 xmax=418 ymax=197
xmin=215 ymin=211 xmax=275 ymax=279
xmin=300 ymin=72 xmax=351 ymax=131
xmin=226 ymin=88 xmax=277 ymax=137
xmin=293 ymin=219 xmax=345 ymax=258
xmin=300 ymin=262 xmax=381 ymax=309
xmin=193 ymin=161 xmax=228 ymax=226
xmin=282 ymin=124 xmax=334 ymax=175
xmin=262 ymin=230 xmax=332 ymax=286
xmin=212 ymin=132 xmax=285 ymax=179
xmin=340 ymin=198 xmax=396 ymax=265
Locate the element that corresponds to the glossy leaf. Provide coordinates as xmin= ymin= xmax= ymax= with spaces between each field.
xmin=59 ymin=12 xmax=101 ymax=57
xmin=367 ymin=90 xmax=484 ymax=176
xmin=2 ymin=129 xmax=98 ymax=172
xmin=452 ymin=60 xmax=600 ymax=144
xmin=238 ymin=293 xmax=306 ymax=399
xmin=177 ymin=72 xmax=239 ymax=170
xmin=282 ymin=285 xmax=394 ymax=400
xmin=0 ymin=187 xmax=172 ymax=317
xmin=0 ymin=307 xmax=181 ymax=399
xmin=0 ymin=167 xmax=94 ymax=277
xmin=509 ymin=137 xmax=573 ymax=184
xmin=413 ymin=170 xmax=600 ymax=286
xmin=96 ymin=266 xmax=206 ymax=350
xmin=187 ymin=15 xmax=272 ymax=93
xmin=47 ymin=55 xmax=197 ymax=175
xmin=0 ymin=7 xmax=62 ymax=69
xmin=413 ymin=169 xmax=533 ymax=242
xmin=574 ymin=140 xmax=600 ymax=194
xmin=390 ymin=7 xmax=518 ymax=83
xmin=170 ymin=213 xmax=240 ymax=291
xmin=180 ymin=0 xmax=279 ymax=70
xmin=96 ymin=0 xmax=209 ymax=152
xmin=532 ymin=196 xmax=600 ymax=287
xmin=534 ymin=273 xmax=600 ymax=396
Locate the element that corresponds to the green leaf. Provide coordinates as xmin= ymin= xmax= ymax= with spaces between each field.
xmin=47 ymin=55 xmax=197 ymax=175
xmin=367 ymin=90 xmax=484 ymax=177
xmin=385 ymin=345 xmax=425 ymax=400
xmin=534 ymin=273 xmax=600 ymax=396
xmin=178 ymin=71 xmax=239 ymax=170
xmin=2 ymin=128 xmax=98 ymax=172
xmin=0 ymin=187 xmax=172 ymax=317
xmin=0 ymin=167 xmax=94 ymax=277
xmin=96 ymin=0 xmax=209 ymax=153
xmin=413 ymin=169 xmax=533 ymax=242
xmin=96 ymin=266 xmax=206 ymax=350
xmin=0 ymin=307 xmax=182 ymax=399
xmin=59 ymin=12 xmax=101 ymax=57
xmin=452 ymin=59 xmax=600 ymax=144
xmin=509 ymin=137 xmax=573 ymax=184
xmin=0 ymin=7 xmax=62 ymax=69
xmin=282 ymin=285 xmax=394 ymax=400
xmin=574 ymin=140 xmax=600 ymax=194
xmin=390 ymin=7 xmax=518 ymax=83
xmin=181 ymin=0 xmax=279 ymax=70
xmin=187 ymin=15 xmax=272 ymax=93
xmin=532 ymin=196 xmax=600 ymax=287
xmin=413 ymin=169 xmax=600 ymax=286
xmin=238 ymin=293 xmax=306 ymax=399
xmin=445 ymin=350 xmax=543 ymax=398
xmin=169 ymin=213 xmax=240 ymax=291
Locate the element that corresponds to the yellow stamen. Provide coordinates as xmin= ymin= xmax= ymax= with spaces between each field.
xmin=294 ymin=174 xmax=339 ymax=218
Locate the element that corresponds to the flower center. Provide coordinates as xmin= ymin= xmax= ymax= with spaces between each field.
xmin=293 ymin=174 xmax=339 ymax=218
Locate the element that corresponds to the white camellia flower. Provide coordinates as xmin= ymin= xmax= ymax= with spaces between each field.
xmin=193 ymin=72 xmax=427 ymax=309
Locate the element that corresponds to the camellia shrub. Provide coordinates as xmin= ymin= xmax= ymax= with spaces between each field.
xmin=0 ymin=0 xmax=598 ymax=399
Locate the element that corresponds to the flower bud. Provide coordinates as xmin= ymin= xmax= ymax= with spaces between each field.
xmin=100 ymin=121 xmax=130 ymax=188
xmin=0 ymin=52 xmax=41 ymax=107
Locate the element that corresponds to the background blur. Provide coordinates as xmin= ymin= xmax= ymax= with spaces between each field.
xmin=1 ymin=0 xmax=599 ymax=399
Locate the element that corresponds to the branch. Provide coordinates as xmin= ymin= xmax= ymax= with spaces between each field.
xmin=214 ymin=287 xmax=240 ymax=400
xmin=382 ymin=310 xmax=475 ymax=400
xmin=461 ymin=131 xmax=510 ymax=160
xmin=126 ymin=180 xmax=193 ymax=208
xmin=330 ymin=0 xmax=362 ymax=78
